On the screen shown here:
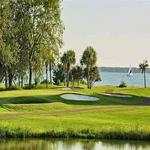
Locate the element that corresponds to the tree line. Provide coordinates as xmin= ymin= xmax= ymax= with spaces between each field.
xmin=53 ymin=47 xmax=100 ymax=89
xmin=0 ymin=0 xmax=100 ymax=90
xmin=0 ymin=0 xmax=63 ymax=89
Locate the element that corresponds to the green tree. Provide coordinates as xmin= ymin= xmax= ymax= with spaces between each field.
xmin=0 ymin=63 xmax=5 ymax=82
xmin=61 ymin=53 xmax=67 ymax=86
xmin=49 ymin=51 xmax=59 ymax=84
xmin=84 ymin=66 xmax=100 ymax=89
xmin=0 ymin=0 xmax=63 ymax=89
xmin=53 ymin=63 xmax=65 ymax=85
xmin=61 ymin=50 xmax=76 ymax=87
xmin=71 ymin=65 xmax=83 ymax=87
xmin=139 ymin=60 xmax=149 ymax=88
xmin=0 ymin=1 xmax=19 ymax=88
xmin=13 ymin=0 xmax=63 ymax=89
xmin=81 ymin=46 xmax=100 ymax=89
xmin=42 ymin=44 xmax=59 ymax=88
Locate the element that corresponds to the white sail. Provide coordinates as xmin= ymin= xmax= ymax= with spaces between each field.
xmin=127 ymin=66 xmax=133 ymax=76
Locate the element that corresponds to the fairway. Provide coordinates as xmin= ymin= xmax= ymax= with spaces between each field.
xmin=0 ymin=86 xmax=150 ymax=140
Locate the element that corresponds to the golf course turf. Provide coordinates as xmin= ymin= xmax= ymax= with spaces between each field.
xmin=0 ymin=86 xmax=150 ymax=140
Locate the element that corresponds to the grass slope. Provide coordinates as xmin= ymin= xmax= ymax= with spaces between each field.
xmin=0 ymin=86 xmax=150 ymax=140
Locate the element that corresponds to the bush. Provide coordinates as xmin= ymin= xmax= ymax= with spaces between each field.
xmin=34 ymin=84 xmax=48 ymax=89
xmin=6 ymin=86 xmax=21 ymax=90
xmin=34 ymin=77 xmax=40 ymax=86
xmin=23 ymin=84 xmax=35 ymax=89
xmin=40 ymin=79 xmax=50 ymax=84
xmin=118 ymin=81 xmax=127 ymax=88
xmin=53 ymin=80 xmax=60 ymax=86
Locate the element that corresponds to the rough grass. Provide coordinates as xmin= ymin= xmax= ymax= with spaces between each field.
xmin=0 ymin=86 xmax=150 ymax=140
xmin=0 ymin=105 xmax=150 ymax=140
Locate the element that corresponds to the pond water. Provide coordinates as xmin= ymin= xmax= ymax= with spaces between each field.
xmin=0 ymin=139 xmax=150 ymax=150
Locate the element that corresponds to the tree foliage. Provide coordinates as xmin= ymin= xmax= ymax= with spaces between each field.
xmin=81 ymin=46 xmax=100 ymax=89
xmin=71 ymin=65 xmax=83 ymax=87
xmin=0 ymin=0 xmax=63 ymax=89
xmin=61 ymin=50 xmax=76 ymax=87
xmin=139 ymin=60 xmax=149 ymax=88
xmin=53 ymin=63 xmax=65 ymax=85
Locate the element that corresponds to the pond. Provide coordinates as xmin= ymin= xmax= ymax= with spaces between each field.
xmin=0 ymin=139 xmax=150 ymax=150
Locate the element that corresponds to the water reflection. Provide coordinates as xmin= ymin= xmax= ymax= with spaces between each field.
xmin=0 ymin=139 xmax=150 ymax=150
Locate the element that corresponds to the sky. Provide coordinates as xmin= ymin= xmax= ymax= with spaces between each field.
xmin=62 ymin=0 xmax=150 ymax=67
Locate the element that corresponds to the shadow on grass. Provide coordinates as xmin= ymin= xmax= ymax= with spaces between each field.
xmin=0 ymin=92 xmax=149 ymax=106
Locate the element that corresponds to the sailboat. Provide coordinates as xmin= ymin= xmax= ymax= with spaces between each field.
xmin=127 ymin=66 xmax=133 ymax=77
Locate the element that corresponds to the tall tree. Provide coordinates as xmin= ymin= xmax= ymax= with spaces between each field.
xmin=139 ymin=60 xmax=149 ymax=88
xmin=0 ymin=0 xmax=63 ymax=89
xmin=84 ymin=66 xmax=100 ymax=89
xmin=42 ymin=44 xmax=59 ymax=87
xmin=53 ymin=63 xmax=65 ymax=85
xmin=49 ymin=51 xmax=59 ymax=84
xmin=42 ymin=43 xmax=60 ymax=87
xmin=12 ymin=0 xmax=63 ymax=89
xmin=0 ymin=1 xmax=19 ymax=88
xmin=61 ymin=50 xmax=76 ymax=87
xmin=71 ymin=65 xmax=83 ymax=87
xmin=81 ymin=46 xmax=100 ymax=89
xmin=61 ymin=53 xmax=67 ymax=86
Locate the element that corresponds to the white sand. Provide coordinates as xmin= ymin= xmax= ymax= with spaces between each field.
xmin=61 ymin=94 xmax=99 ymax=101
xmin=103 ymin=93 xmax=132 ymax=98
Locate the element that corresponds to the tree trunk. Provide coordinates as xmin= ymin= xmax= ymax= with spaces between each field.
xmin=66 ymin=71 xmax=69 ymax=87
xmin=29 ymin=61 xmax=32 ymax=89
xmin=8 ymin=75 xmax=13 ymax=87
xmin=49 ymin=62 xmax=52 ymax=84
xmin=21 ymin=76 xmax=24 ymax=88
xmin=77 ymin=80 xmax=80 ymax=87
xmin=64 ymin=80 xmax=66 ymax=86
xmin=89 ymin=81 xmax=92 ymax=89
xmin=8 ymin=68 xmax=13 ymax=87
xmin=45 ymin=62 xmax=48 ymax=89
xmin=72 ymin=75 xmax=74 ymax=88
xmin=66 ymin=70 xmax=70 ymax=87
xmin=144 ymin=71 xmax=146 ymax=88
xmin=87 ymin=66 xmax=90 ymax=89
xmin=66 ymin=64 xmax=70 ymax=87
xmin=5 ymin=70 xmax=8 ymax=89
xmin=18 ymin=76 xmax=21 ymax=87
xmin=64 ymin=73 xmax=67 ymax=86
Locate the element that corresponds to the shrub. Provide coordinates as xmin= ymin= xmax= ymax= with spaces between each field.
xmin=34 ymin=84 xmax=47 ymax=89
xmin=34 ymin=77 xmax=40 ymax=86
xmin=23 ymin=84 xmax=34 ymax=89
xmin=40 ymin=79 xmax=50 ymax=84
xmin=6 ymin=86 xmax=21 ymax=91
xmin=118 ymin=81 xmax=127 ymax=88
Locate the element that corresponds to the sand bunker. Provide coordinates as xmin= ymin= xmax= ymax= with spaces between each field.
xmin=103 ymin=93 xmax=132 ymax=98
xmin=61 ymin=94 xmax=99 ymax=101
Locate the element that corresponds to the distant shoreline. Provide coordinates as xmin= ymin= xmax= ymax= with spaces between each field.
xmin=100 ymin=67 xmax=150 ymax=73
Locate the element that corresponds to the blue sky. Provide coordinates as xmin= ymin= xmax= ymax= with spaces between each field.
xmin=62 ymin=0 xmax=150 ymax=67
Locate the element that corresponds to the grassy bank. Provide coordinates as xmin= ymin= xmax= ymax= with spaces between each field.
xmin=0 ymin=86 xmax=150 ymax=140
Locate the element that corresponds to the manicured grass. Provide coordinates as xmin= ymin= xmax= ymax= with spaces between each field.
xmin=0 ymin=87 xmax=146 ymax=105
xmin=0 ymin=86 xmax=150 ymax=140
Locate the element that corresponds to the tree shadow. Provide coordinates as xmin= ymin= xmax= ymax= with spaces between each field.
xmin=0 ymin=92 xmax=149 ymax=106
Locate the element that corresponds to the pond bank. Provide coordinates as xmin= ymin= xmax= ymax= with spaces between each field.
xmin=0 ymin=128 xmax=150 ymax=141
